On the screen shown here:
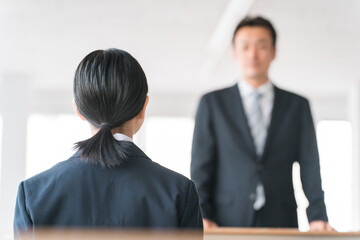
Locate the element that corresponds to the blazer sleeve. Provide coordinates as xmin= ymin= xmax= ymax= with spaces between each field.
xmin=14 ymin=181 xmax=32 ymax=233
xmin=191 ymin=95 xmax=217 ymax=220
xmin=298 ymin=99 xmax=328 ymax=222
xmin=179 ymin=181 xmax=203 ymax=230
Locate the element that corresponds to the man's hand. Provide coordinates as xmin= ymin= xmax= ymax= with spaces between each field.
xmin=309 ymin=220 xmax=335 ymax=231
xmin=203 ymin=218 xmax=218 ymax=229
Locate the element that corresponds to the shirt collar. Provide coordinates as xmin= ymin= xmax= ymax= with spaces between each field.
xmin=113 ymin=133 xmax=133 ymax=142
xmin=238 ymin=78 xmax=273 ymax=97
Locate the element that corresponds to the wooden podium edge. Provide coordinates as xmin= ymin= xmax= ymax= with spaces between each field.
xmin=205 ymin=227 xmax=360 ymax=236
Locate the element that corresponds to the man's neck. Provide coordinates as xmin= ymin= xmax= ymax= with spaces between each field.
xmin=243 ymin=77 xmax=269 ymax=89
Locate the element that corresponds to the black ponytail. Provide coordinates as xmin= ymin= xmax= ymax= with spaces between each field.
xmin=73 ymin=49 xmax=148 ymax=167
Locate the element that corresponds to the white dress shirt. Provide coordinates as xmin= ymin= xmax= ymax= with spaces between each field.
xmin=238 ymin=79 xmax=274 ymax=210
xmin=237 ymin=79 xmax=274 ymax=128
xmin=113 ymin=133 xmax=133 ymax=142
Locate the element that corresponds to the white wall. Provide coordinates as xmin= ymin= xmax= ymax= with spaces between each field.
xmin=1 ymin=0 xmax=360 ymax=236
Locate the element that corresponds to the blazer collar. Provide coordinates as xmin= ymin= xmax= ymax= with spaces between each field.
xmin=261 ymin=85 xmax=286 ymax=160
xmin=71 ymin=141 xmax=150 ymax=164
xmin=230 ymin=84 xmax=258 ymax=159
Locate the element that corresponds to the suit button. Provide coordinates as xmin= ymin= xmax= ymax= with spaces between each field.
xmin=250 ymin=193 xmax=256 ymax=200
xmin=257 ymin=164 xmax=264 ymax=171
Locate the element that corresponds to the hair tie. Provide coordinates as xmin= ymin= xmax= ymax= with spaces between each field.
xmin=100 ymin=123 xmax=112 ymax=130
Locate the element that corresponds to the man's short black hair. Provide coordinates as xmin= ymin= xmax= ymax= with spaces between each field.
xmin=232 ymin=16 xmax=277 ymax=47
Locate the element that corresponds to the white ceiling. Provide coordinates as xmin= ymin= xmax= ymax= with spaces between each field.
xmin=0 ymin=0 xmax=229 ymax=91
xmin=0 ymin=0 xmax=359 ymax=114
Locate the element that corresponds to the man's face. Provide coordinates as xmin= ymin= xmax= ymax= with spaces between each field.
xmin=233 ymin=26 xmax=276 ymax=81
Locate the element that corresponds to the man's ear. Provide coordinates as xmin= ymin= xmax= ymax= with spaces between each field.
xmin=73 ymin=99 xmax=86 ymax=121
xmin=271 ymin=46 xmax=277 ymax=60
xmin=137 ymin=96 xmax=149 ymax=120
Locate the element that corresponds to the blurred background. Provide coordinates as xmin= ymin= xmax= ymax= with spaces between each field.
xmin=0 ymin=0 xmax=360 ymax=238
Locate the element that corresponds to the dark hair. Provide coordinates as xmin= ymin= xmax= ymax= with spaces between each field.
xmin=232 ymin=16 xmax=277 ymax=47
xmin=73 ymin=48 xmax=148 ymax=167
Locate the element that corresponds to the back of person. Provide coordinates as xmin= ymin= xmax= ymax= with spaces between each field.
xmin=14 ymin=49 xmax=203 ymax=233
xmin=15 ymin=142 xmax=201 ymax=229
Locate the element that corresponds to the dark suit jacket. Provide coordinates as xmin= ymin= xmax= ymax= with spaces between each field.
xmin=191 ymin=84 xmax=328 ymax=227
xmin=14 ymin=142 xmax=203 ymax=232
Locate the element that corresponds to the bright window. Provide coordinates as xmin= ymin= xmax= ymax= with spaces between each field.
xmin=143 ymin=117 xmax=194 ymax=178
xmin=26 ymin=115 xmax=195 ymax=179
xmin=294 ymin=120 xmax=352 ymax=231
xmin=26 ymin=114 xmax=91 ymax=178
xmin=317 ymin=120 xmax=352 ymax=231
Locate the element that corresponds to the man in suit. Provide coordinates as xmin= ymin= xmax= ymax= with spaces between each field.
xmin=191 ymin=16 xmax=332 ymax=230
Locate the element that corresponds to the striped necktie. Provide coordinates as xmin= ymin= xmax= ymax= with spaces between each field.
xmin=248 ymin=91 xmax=267 ymax=156
xmin=248 ymin=91 xmax=266 ymax=210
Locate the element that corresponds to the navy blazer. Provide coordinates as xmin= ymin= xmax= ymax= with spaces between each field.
xmin=14 ymin=141 xmax=203 ymax=231
xmin=191 ymin=84 xmax=328 ymax=227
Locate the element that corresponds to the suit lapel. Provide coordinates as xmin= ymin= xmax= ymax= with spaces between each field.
xmin=261 ymin=86 xmax=286 ymax=161
xmin=230 ymin=85 xmax=257 ymax=158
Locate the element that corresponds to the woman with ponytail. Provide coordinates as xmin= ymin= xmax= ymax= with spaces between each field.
xmin=14 ymin=49 xmax=203 ymax=232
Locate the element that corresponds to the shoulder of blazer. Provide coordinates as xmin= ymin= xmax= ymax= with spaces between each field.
xmin=202 ymin=85 xmax=237 ymax=99
xmin=273 ymin=85 xmax=309 ymax=105
xmin=200 ymin=84 xmax=239 ymax=107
